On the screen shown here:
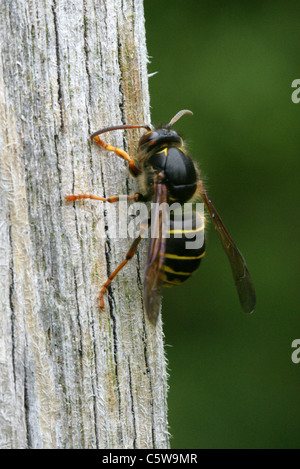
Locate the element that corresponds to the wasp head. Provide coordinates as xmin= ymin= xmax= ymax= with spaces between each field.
xmin=138 ymin=127 xmax=182 ymax=153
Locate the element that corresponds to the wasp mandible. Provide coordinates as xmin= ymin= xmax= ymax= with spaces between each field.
xmin=66 ymin=110 xmax=256 ymax=324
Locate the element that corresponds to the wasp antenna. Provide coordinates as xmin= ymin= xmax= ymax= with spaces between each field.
xmin=167 ymin=109 xmax=193 ymax=128
xmin=90 ymin=124 xmax=152 ymax=139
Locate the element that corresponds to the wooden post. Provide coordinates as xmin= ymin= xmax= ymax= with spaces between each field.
xmin=0 ymin=0 xmax=169 ymax=449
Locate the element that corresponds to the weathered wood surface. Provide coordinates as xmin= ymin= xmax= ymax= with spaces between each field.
xmin=0 ymin=0 xmax=169 ymax=449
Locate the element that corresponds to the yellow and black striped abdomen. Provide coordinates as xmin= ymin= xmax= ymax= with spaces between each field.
xmin=162 ymin=210 xmax=205 ymax=287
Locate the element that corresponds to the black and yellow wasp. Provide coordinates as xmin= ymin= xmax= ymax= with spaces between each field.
xmin=66 ymin=110 xmax=256 ymax=324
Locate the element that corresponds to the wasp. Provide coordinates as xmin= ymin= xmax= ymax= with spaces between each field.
xmin=66 ymin=110 xmax=256 ymax=324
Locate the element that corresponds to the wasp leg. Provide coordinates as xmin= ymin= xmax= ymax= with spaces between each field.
xmin=98 ymin=235 xmax=142 ymax=309
xmin=65 ymin=192 xmax=141 ymax=203
xmin=92 ymin=135 xmax=141 ymax=175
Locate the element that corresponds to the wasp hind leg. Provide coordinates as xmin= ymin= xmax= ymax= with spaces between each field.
xmin=98 ymin=235 xmax=142 ymax=309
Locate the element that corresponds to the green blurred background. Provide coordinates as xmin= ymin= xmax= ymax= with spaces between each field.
xmin=144 ymin=0 xmax=300 ymax=449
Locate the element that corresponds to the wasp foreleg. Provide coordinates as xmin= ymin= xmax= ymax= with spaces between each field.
xmin=92 ymin=135 xmax=141 ymax=175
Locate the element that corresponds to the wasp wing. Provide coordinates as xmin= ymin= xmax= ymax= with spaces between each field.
xmin=198 ymin=180 xmax=256 ymax=314
xmin=144 ymin=182 xmax=168 ymax=324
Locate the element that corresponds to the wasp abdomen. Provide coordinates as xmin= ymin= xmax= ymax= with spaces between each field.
xmin=162 ymin=211 xmax=205 ymax=287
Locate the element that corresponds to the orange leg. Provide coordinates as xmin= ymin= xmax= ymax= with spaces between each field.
xmin=65 ymin=193 xmax=140 ymax=203
xmin=92 ymin=135 xmax=141 ymax=175
xmin=98 ymin=235 xmax=142 ymax=308
xmin=66 ymin=191 xmax=146 ymax=308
